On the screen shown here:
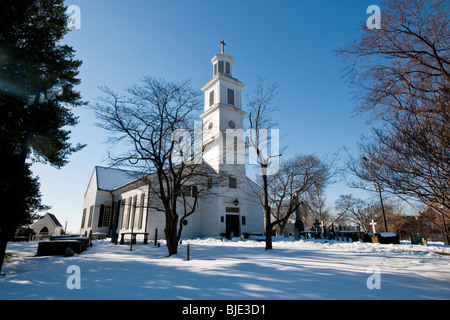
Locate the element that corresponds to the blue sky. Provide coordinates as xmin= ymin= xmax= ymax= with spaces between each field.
xmin=32 ymin=0 xmax=380 ymax=232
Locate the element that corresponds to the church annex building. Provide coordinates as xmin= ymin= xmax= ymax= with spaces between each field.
xmin=80 ymin=45 xmax=265 ymax=241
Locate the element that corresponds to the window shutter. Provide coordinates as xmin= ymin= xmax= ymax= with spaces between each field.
xmin=98 ymin=204 xmax=105 ymax=227
xmin=229 ymin=177 xmax=237 ymax=189
xmin=81 ymin=208 xmax=87 ymax=228
xmin=103 ymin=206 xmax=111 ymax=227
xmin=88 ymin=206 xmax=94 ymax=228
xmin=209 ymin=90 xmax=214 ymax=106
xmin=227 ymin=88 xmax=235 ymax=105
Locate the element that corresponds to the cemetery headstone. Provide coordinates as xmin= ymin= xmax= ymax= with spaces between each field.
xmin=294 ymin=228 xmax=300 ymax=241
xmin=65 ymin=247 xmax=75 ymax=257
xmin=417 ymin=233 xmax=423 ymax=245
xmin=370 ymin=219 xmax=377 ymax=234
xmin=411 ymin=233 xmax=423 ymax=245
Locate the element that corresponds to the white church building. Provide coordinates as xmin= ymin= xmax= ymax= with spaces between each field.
xmin=80 ymin=45 xmax=265 ymax=241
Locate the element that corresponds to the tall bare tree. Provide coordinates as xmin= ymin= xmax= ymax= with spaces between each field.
xmin=92 ymin=77 xmax=204 ymax=256
xmin=337 ymin=0 xmax=450 ymax=240
xmin=246 ymin=77 xmax=337 ymax=248
xmin=246 ymin=77 xmax=281 ymax=250
xmin=265 ymin=154 xmax=335 ymax=236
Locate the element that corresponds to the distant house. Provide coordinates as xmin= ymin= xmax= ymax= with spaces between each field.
xmin=32 ymin=213 xmax=64 ymax=238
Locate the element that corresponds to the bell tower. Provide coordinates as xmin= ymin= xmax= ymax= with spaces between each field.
xmin=200 ymin=41 xmax=246 ymax=173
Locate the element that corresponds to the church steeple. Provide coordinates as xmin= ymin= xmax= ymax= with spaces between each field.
xmin=202 ymin=41 xmax=245 ymax=113
xmin=200 ymin=41 xmax=247 ymax=173
xmin=212 ymin=40 xmax=234 ymax=78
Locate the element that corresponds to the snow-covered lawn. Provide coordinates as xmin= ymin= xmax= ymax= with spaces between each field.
xmin=1 ymin=237 xmax=450 ymax=300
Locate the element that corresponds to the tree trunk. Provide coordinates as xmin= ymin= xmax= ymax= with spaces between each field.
xmin=264 ymin=205 xmax=273 ymax=250
xmin=164 ymin=214 xmax=179 ymax=256
xmin=0 ymin=236 xmax=8 ymax=274
xmin=262 ymin=168 xmax=273 ymax=250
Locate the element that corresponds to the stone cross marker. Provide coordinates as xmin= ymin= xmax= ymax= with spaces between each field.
xmin=370 ymin=219 xmax=377 ymax=233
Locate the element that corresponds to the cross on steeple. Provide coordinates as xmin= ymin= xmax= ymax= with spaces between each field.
xmin=220 ymin=40 xmax=226 ymax=54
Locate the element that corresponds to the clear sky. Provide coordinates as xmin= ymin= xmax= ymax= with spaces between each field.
xmin=32 ymin=0 xmax=380 ymax=233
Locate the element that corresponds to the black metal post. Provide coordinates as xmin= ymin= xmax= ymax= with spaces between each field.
xmin=376 ymin=182 xmax=388 ymax=232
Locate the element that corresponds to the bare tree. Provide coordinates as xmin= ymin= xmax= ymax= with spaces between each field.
xmin=302 ymin=180 xmax=333 ymax=229
xmin=336 ymin=0 xmax=450 ymax=239
xmin=265 ymin=154 xmax=335 ymax=236
xmin=334 ymin=195 xmax=378 ymax=232
xmin=246 ymin=77 xmax=338 ymax=248
xmin=92 ymin=77 xmax=204 ymax=256
xmin=334 ymin=194 xmax=407 ymax=234
xmin=246 ymin=77 xmax=281 ymax=250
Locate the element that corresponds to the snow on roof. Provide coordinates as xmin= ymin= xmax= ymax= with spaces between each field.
xmin=95 ymin=166 xmax=143 ymax=191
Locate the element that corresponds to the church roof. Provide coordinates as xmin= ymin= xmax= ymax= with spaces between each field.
xmin=46 ymin=213 xmax=63 ymax=227
xmin=32 ymin=212 xmax=63 ymax=228
xmin=95 ymin=166 xmax=142 ymax=191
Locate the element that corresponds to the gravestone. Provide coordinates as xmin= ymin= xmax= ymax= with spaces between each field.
xmin=411 ymin=233 xmax=423 ymax=245
xmin=294 ymin=229 xmax=300 ymax=241
xmin=417 ymin=233 xmax=423 ymax=244
xmin=65 ymin=247 xmax=75 ymax=257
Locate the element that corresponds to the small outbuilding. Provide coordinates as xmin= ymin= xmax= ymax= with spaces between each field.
xmin=32 ymin=213 xmax=64 ymax=239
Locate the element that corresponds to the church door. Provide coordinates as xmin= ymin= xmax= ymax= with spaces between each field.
xmin=226 ymin=215 xmax=240 ymax=239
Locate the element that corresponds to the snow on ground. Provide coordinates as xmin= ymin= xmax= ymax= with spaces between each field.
xmin=1 ymin=237 xmax=450 ymax=300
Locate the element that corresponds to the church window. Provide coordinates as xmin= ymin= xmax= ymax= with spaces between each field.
xmin=103 ymin=206 xmax=111 ymax=227
xmin=214 ymin=63 xmax=217 ymax=75
xmin=227 ymin=120 xmax=236 ymax=129
xmin=122 ymin=198 xmax=131 ymax=229
xmin=209 ymin=90 xmax=214 ymax=106
xmin=182 ymin=185 xmax=191 ymax=197
xmin=218 ymin=61 xmax=224 ymax=73
xmin=225 ymin=61 xmax=230 ymax=74
xmin=229 ymin=177 xmax=237 ymax=189
xmin=207 ymin=177 xmax=213 ymax=190
xmin=136 ymin=193 xmax=145 ymax=229
xmin=208 ymin=122 xmax=214 ymax=131
xmin=227 ymin=88 xmax=235 ymax=105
